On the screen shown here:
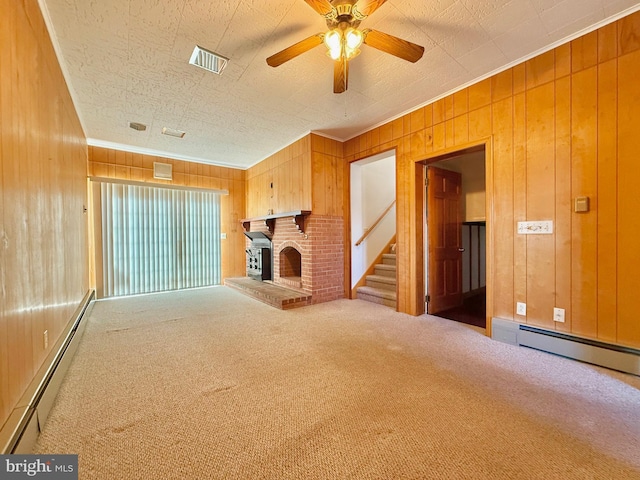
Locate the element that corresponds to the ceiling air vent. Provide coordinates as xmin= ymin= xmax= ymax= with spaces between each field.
xmin=129 ymin=121 xmax=147 ymax=131
xmin=153 ymin=162 xmax=173 ymax=180
xmin=161 ymin=127 xmax=186 ymax=138
xmin=189 ymin=45 xmax=229 ymax=75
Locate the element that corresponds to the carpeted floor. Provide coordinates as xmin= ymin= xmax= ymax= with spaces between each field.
xmin=34 ymin=287 xmax=640 ymax=479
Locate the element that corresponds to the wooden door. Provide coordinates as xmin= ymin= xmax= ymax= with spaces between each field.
xmin=427 ymin=166 xmax=463 ymax=314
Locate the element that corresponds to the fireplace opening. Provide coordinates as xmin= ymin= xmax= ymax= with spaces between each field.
xmin=279 ymin=246 xmax=302 ymax=287
xmin=244 ymin=231 xmax=272 ymax=281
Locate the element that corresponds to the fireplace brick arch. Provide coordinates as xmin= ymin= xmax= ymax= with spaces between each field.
xmin=275 ymin=240 xmax=307 ymax=290
xmin=279 ymin=245 xmax=302 ymax=278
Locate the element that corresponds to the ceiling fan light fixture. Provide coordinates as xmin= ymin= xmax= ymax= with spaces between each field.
xmin=266 ymin=0 xmax=424 ymax=94
xmin=324 ymin=27 xmax=363 ymax=61
xmin=324 ymin=30 xmax=342 ymax=59
xmin=344 ymin=27 xmax=363 ymax=59
xmin=328 ymin=47 xmax=342 ymax=60
xmin=345 ymin=28 xmax=363 ymax=50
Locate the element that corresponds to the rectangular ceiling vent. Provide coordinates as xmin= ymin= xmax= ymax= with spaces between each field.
xmin=153 ymin=162 xmax=173 ymax=180
xmin=189 ymin=45 xmax=229 ymax=75
xmin=161 ymin=127 xmax=186 ymax=138
xmin=129 ymin=121 xmax=147 ymax=131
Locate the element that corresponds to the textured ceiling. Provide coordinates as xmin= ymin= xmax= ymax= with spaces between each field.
xmin=40 ymin=0 xmax=640 ymax=169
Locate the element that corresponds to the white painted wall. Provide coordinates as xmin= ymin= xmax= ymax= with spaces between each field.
xmin=351 ymin=152 xmax=396 ymax=288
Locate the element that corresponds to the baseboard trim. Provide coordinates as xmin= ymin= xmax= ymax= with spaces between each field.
xmin=491 ymin=317 xmax=640 ymax=377
xmin=0 ymin=289 xmax=95 ymax=454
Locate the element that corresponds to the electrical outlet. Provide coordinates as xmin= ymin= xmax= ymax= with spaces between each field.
xmin=43 ymin=330 xmax=49 ymax=349
xmin=516 ymin=302 xmax=526 ymax=316
xmin=221 ymin=233 xmax=227 ymax=239
xmin=553 ymin=307 xmax=565 ymax=323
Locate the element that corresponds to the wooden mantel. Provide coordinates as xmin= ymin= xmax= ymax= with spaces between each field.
xmin=241 ymin=210 xmax=311 ymax=234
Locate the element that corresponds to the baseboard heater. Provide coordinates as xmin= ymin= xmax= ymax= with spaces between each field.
xmin=491 ymin=317 xmax=640 ymax=377
xmin=0 ymin=290 xmax=95 ymax=454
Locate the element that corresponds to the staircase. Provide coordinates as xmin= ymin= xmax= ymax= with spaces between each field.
xmin=356 ymin=249 xmax=397 ymax=309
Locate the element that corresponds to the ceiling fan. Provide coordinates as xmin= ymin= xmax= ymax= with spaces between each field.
xmin=266 ymin=0 xmax=425 ymax=94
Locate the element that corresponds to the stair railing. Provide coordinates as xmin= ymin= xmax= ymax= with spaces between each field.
xmin=354 ymin=200 xmax=396 ymax=246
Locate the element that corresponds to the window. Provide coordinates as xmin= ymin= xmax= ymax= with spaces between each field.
xmin=95 ymin=181 xmax=221 ymax=298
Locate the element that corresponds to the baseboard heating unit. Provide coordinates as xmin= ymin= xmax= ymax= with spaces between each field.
xmin=0 ymin=290 xmax=95 ymax=454
xmin=491 ymin=317 xmax=640 ymax=377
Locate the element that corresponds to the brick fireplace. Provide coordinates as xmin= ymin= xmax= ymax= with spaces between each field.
xmin=245 ymin=214 xmax=344 ymax=304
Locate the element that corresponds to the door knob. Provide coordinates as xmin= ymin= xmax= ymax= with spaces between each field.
xmin=458 ymin=248 xmax=465 ymax=252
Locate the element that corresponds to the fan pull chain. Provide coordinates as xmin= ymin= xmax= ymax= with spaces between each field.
xmin=343 ymin=79 xmax=349 ymax=118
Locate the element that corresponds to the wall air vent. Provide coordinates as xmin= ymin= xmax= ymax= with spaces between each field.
xmin=161 ymin=127 xmax=186 ymax=138
xmin=153 ymin=162 xmax=173 ymax=180
xmin=189 ymin=45 xmax=229 ymax=75
xmin=129 ymin=121 xmax=147 ymax=131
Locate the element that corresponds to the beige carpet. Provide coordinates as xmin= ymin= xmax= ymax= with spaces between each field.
xmin=34 ymin=287 xmax=640 ymax=479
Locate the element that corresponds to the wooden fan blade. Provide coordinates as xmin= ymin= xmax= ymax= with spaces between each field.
xmin=363 ymin=29 xmax=424 ymax=63
xmin=266 ymin=34 xmax=324 ymax=67
xmin=355 ymin=0 xmax=388 ymax=17
xmin=334 ymin=59 xmax=349 ymax=94
xmin=303 ymin=0 xmax=335 ymax=16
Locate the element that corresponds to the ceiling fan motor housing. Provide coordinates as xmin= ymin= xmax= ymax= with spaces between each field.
xmin=326 ymin=0 xmax=364 ymax=28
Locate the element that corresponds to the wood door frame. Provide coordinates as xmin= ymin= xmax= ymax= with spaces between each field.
xmin=344 ymin=147 xmax=398 ymax=299
xmin=415 ymin=138 xmax=494 ymax=336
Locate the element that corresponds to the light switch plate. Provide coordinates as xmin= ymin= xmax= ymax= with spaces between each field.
xmin=517 ymin=221 xmax=553 ymax=234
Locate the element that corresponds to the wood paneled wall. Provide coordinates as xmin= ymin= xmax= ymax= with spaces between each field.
xmin=246 ymin=136 xmax=312 ymax=217
xmin=1 ymin=0 xmax=89 ymax=431
xmin=246 ymin=134 xmax=345 ymax=218
xmin=88 ymin=147 xmax=246 ymax=280
xmin=310 ymin=134 xmax=345 ymax=217
xmin=343 ymin=12 xmax=640 ymax=349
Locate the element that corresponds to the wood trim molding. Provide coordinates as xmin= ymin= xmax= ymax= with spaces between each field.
xmin=89 ymin=176 xmax=229 ymax=195
xmin=241 ymin=210 xmax=312 ymax=234
xmin=413 ymin=137 xmax=493 ymax=333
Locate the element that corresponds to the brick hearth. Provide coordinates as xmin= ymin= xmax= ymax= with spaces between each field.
xmin=224 ymin=277 xmax=312 ymax=310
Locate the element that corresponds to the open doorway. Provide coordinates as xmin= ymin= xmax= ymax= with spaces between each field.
xmin=350 ymin=151 xmax=396 ymax=293
xmin=424 ymin=148 xmax=486 ymax=328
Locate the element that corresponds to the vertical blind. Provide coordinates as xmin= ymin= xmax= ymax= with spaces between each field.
xmin=100 ymin=182 xmax=221 ymax=297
